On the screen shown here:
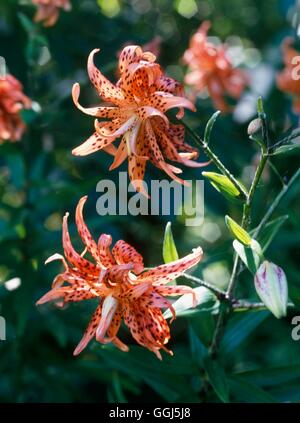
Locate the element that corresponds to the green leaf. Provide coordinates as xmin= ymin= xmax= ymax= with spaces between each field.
xmin=96 ymin=346 xmax=199 ymax=402
xmin=255 ymin=215 xmax=289 ymax=252
xmin=289 ymin=284 xmax=300 ymax=309
xmin=236 ymin=364 xmax=300 ymax=387
xmin=18 ymin=12 xmax=36 ymax=34
xmin=190 ymin=312 xmax=216 ymax=347
xmin=204 ymin=111 xmax=221 ymax=145
xmin=233 ymin=239 xmax=263 ymax=274
xmin=220 ymin=311 xmax=269 ymax=354
xmin=229 ymin=376 xmax=277 ymax=403
xmin=162 ymin=222 xmax=178 ymax=285
xmin=271 ymin=144 xmax=300 ymax=156
xmin=163 ymin=222 xmax=179 ymax=263
xmin=202 ymin=171 xmax=242 ymax=201
xmin=204 ymin=358 xmax=229 ymax=403
xmin=189 ymin=326 xmax=208 ymax=367
xmin=225 ymin=215 xmax=252 ymax=246
xmin=163 ymin=286 xmax=219 ymax=319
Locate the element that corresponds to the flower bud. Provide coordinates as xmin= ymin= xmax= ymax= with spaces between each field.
xmin=254 ymin=261 xmax=288 ymax=318
xmin=247 ymin=118 xmax=262 ymax=136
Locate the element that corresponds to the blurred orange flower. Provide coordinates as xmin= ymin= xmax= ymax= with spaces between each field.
xmin=277 ymin=38 xmax=300 ymax=114
xmin=37 ymin=196 xmax=203 ymax=359
xmin=0 ymin=74 xmax=31 ymax=142
xmin=72 ymin=45 xmax=208 ymax=195
xmin=183 ymin=21 xmax=247 ymax=112
xmin=32 ymin=0 xmax=71 ymax=27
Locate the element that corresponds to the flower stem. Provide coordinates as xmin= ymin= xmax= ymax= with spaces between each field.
xmin=232 ymin=300 xmax=295 ymax=311
xmin=180 ymin=119 xmax=248 ymax=200
xmin=182 ymin=273 xmax=227 ymax=300
xmin=210 ymin=102 xmax=270 ymax=357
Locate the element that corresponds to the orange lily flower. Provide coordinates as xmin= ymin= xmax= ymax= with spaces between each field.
xmin=37 ymin=196 xmax=203 ymax=359
xmin=32 ymin=0 xmax=71 ymax=27
xmin=0 ymin=74 xmax=31 ymax=143
xmin=183 ymin=21 xmax=247 ymax=113
xmin=72 ymin=45 xmax=208 ymax=195
xmin=277 ymin=38 xmax=300 ymax=114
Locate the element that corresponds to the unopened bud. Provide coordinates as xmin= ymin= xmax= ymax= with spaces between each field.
xmin=254 ymin=261 xmax=288 ymax=319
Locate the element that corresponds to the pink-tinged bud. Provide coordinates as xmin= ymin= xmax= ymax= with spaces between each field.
xmin=254 ymin=261 xmax=288 ymax=319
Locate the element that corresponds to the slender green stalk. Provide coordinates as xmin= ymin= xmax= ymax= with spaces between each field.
xmin=232 ymin=301 xmax=295 ymax=311
xmin=180 ymin=120 xmax=248 ymax=200
xmin=182 ymin=273 xmax=227 ymax=300
xmin=210 ymin=101 xmax=270 ymax=357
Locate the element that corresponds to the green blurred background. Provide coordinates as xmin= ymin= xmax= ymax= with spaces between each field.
xmin=0 ymin=0 xmax=300 ymax=403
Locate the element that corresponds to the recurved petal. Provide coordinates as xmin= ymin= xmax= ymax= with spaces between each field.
xmin=36 ymin=285 xmax=96 ymax=306
xmin=155 ymin=285 xmax=197 ymax=308
xmin=45 ymin=253 xmax=68 ymax=269
xmin=73 ymin=303 xmax=102 ymax=356
xmin=109 ymin=136 xmax=128 ymax=170
xmin=103 ymin=143 xmax=117 ymax=156
xmin=137 ymin=247 xmax=203 ymax=285
xmin=136 ymin=106 xmax=169 ymax=127
xmin=146 ymin=120 xmax=187 ymax=184
xmin=149 ymin=92 xmax=196 ymax=113
xmin=72 ymin=83 xmax=122 ymax=118
xmin=96 ymin=115 xmax=137 ymax=139
xmin=106 ymin=306 xmax=128 ymax=352
xmin=62 ymin=212 xmax=97 ymax=273
xmin=118 ymin=45 xmax=144 ymax=75
xmin=155 ymin=75 xmax=183 ymax=95
xmin=128 ymin=154 xmax=149 ymax=198
xmin=140 ymin=291 xmax=176 ymax=322
xmin=75 ymin=196 xmax=101 ymax=263
xmin=72 ymin=131 xmax=115 ymax=156
xmin=96 ymin=294 xmax=119 ymax=342
xmin=88 ymin=49 xmax=125 ymax=104
xmin=98 ymin=234 xmax=116 ymax=268
xmin=112 ymin=240 xmax=144 ymax=274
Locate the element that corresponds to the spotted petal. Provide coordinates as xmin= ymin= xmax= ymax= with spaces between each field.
xmin=137 ymin=247 xmax=203 ymax=285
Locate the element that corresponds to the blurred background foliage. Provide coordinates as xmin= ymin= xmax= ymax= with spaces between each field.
xmin=0 ymin=0 xmax=300 ymax=403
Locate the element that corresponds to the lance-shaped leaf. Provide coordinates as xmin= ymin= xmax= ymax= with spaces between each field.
xmin=225 ymin=215 xmax=252 ymax=246
xmin=163 ymin=222 xmax=179 ymax=286
xmin=163 ymin=222 xmax=179 ymax=263
xmin=233 ymin=239 xmax=263 ymax=274
xmin=255 ymin=215 xmax=289 ymax=252
xmin=202 ymin=172 xmax=242 ymax=201
xmin=254 ymin=261 xmax=288 ymax=319
xmin=204 ymin=110 xmax=221 ymax=145
xmin=271 ymin=144 xmax=300 ymax=155
xmin=204 ymin=358 xmax=229 ymax=403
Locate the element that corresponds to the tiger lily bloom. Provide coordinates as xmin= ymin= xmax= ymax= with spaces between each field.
xmin=183 ymin=21 xmax=247 ymax=113
xmin=0 ymin=74 xmax=31 ymax=143
xmin=277 ymin=38 xmax=300 ymax=114
xmin=37 ymin=196 xmax=203 ymax=359
xmin=72 ymin=45 xmax=208 ymax=196
xmin=32 ymin=0 xmax=71 ymax=27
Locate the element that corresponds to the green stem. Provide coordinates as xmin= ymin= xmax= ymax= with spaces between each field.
xmin=242 ymin=147 xmax=268 ymax=229
xmin=232 ymin=300 xmax=295 ymax=311
xmin=180 ymin=120 xmax=248 ymax=200
xmin=210 ymin=104 xmax=270 ymax=357
xmin=182 ymin=273 xmax=227 ymax=300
